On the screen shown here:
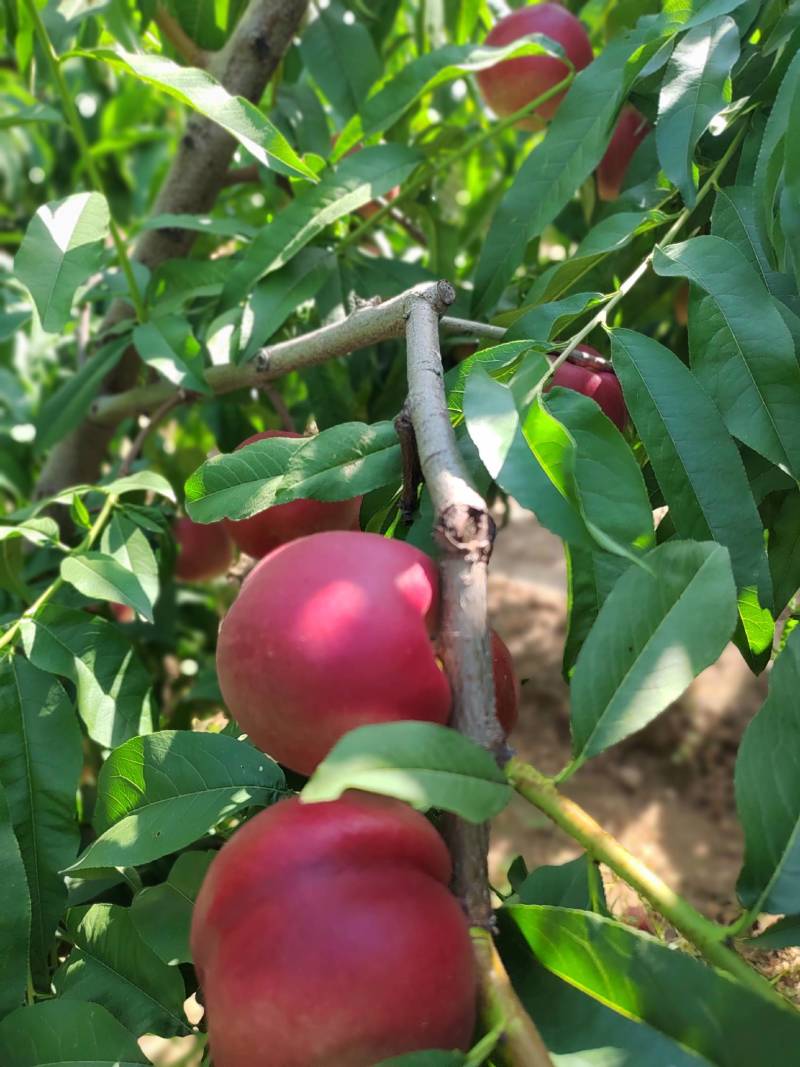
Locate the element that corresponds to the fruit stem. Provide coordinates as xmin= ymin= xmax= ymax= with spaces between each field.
xmin=505 ymin=757 xmax=779 ymax=999
xmin=22 ymin=0 xmax=147 ymax=323
xmin=472 ymin=926 xmax=555 ymax=1067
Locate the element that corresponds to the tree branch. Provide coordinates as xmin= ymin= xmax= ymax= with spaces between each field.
xmin=403 ymin=281 xmax=502 ymax=925
xmin=85 ymin=296 xmax=507 ymax=427
xmin=154 ymin=3 xmax=210 ymax=68
xmin=36 ymin=0 xmax=310 ymax=498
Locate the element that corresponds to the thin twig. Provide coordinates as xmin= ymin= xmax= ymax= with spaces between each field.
xmin=85 ymin=297 xmax=509 ymax=427
xmin=506 ymin=758 xmax=780 ymax=1001
xmin=154 ymin=3 xmax=210 ymax=67
xmin=473 ymin=928 xmax=554 ymax=1067
xmin=262 ymin=383 xmax=295 ymax=432
xmin=118 ymin=392 xmax=186 ymax=478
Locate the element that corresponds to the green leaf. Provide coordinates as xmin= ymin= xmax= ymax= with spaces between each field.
xmin=133 ymin=315 xmax=211 ymax=395
xmin=78 ymin=48 xmax=318 ymax=181
xmin=499 ymin=905 xmax=800 ymax=1066
xmin=20 ymin=605 xmax=155 ymax=748
xmin=515 ymin=854 xmax=608 ymax=912
xmin=503 ymin=292 xmax=607 ymax=342
xmin=377 ymin=1055 xmax=466 ymax=1067
xmin=0 ymin=658 xmax=81 ymax=988
xmin=564 ymin=545 xmax=631 ymax=676
xmin=754 ymin=48 xmax=800 ymax=250
xmin=67 ymin=731 xmax=285 ymax=873
xmin=767 ymin=489 xmax=800 ymax=616
xmin=0 ymin=783 xmax=29 ymax=1020
xmin=185 ymin=421 xmax=400 ymax=523
xmin=101 ymin=469 xmax=177 ymax=502
xmin=300 ymin=0 xmax=382 ymax=122
xmin=13 ymin=192 xmax=110 ymax=332
xmin=54 ymin=903 xmax=189 ymax=1038
xmin=446 ymin=341 xmax=533 ymax=421
xmin=711 ymin=186 xmax=772 ymax=283
xmin=736 ymin=625 xmax=800 ymax=914
xmin=544 ymin=387 xmax=655 ymax=556
xmin=33 ymin=336 xmax=128 ymax=457
xmin=745 ymin=914 xmax=800 ymax=950
xmin=656 ymin=16 xmax=739 ymax=205
xmin=335 ymin=37 xmax=568 ymax=155
xmin=524 ymin=211 xmax=658 ymax=306
xmin=60 ymin=551 xmax=155 ymax=623
xmin=220 ymin=144 xmax=423 ymax=307
xmin=0 ymin=517 xmax=60 ymax=548
xmin=0 ymin=1000 xmax=149 ymax=1066
xmin=239 ymin=248 xmax=333 ymax=361
xmin=463 ymin=366 xmax=592 ymax=548
xmin=570 ymin=542 xmax=738 ymax=766
xmin=131 ymin=851 xmax=214 ymax=966
xmin=472 ymin=25 xmax=665 ymax=313
xmin=100 ymin=514 xmax=159 ymax=615
xmin=140 ymin=212 xmax=256 ymax=239
xmin=611 ymin=329 xmax=772 ymax=606
xmin=654 ymin=237 xmax=800 ymax=477
xmin=302 ymin=722 xmax=512 ymax=823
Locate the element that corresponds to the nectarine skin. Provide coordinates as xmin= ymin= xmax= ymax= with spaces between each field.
xmin=217 ymin=531 xmax=452 ymax=774
xmin=191 ymin=792 xmax=477 ymax=1067
xmin=223 ymin=431 xmax=362 ymax=559
xmin=492 ymin=630 xmax=520 ymax=736
xmin=597 ymin=105 xmax=651 ymax=201
xmin=174 ymin=516 xmax=233 ymax=582
xmin=476 ymin=4 xmax=593 ymax=130
xmin=549 ymin=345 xmax=628 ymax=432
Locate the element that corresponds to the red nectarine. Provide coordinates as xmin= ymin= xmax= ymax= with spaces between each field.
xmin=596 ymin=105 xmax=651 ymax=201
xmin=548 ymin=345 xmax=628 ymax=431
xmin=223 ymin=431 xmax=362 ymax=559
xmin=174 ymin=516 xmax=233 ymax=582
xmin=476 ymin=3 xmax=593 ymax=130
xmin=191 ymin=792 xmax=477 ymax=1067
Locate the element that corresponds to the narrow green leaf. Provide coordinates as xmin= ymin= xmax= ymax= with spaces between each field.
xmin=745 ymin=915 xmax=800 ymax=950
xmin=0 ymin=658 xmax=81 ymax=987
xmin=33 ymin=336 xmax=128 ymax=456
xmin=0 ymin=783 xmax=29 ymax=1019
xmin=570 ymin=542 xmax=738 ymax=764
xmin=67 ymin=731 xmax=285 ymax=873
xmin=133 ymin=315 xmax=210 ymax=395
xmin=656 ymin=16 xmax=739 ymax=205
xmin=100 ymin=513 xmax=159 ymax=614
xmin=60 ymin=551 xmax=155 ymax=623
xmin=564 ymin=545 xmax=631 ymax=676
xmin=499 ymin=905 xmax=800 ymax=1066
xmin=711 ymin=186 xmax=772 ymax=283
xmin=545 ymin=387 xmax=655 ymax=555
xmin=463 ymin=367 xmax=592 ymax=548
xmin=102 ymin=469 xmax=177 ymax=501
xmin=300 ymin=0 xmax=382 ymax=122
xmin=754 ymin=48 xmax=800 ymax=249
xmin=0 ymin=1000 xmax=148 ymax=1066
xmin=736 ymin=625 xmax=800 ymax=914
xmin=220 ymin=144 xmax=423 ymax=306
xmin=503 ymin=292 xmax=606 ymax=342
xmin=654 ymin=237 xmax=800 ymax=477
xmin=611 ymin=329 xmax=772 ymax=605
xmin=54 ymin=903 xmax=189 ymax=1037
xmin=13 ymin=192 xmax=110 ymax=332
xmin=473 ymin=25 xmax=665 ymax=313
xmin=20 ymin=605 xmax=154 ymax=748
xmin=0 ymin=517 xmax=60 ymax=547
xmin=767 ymin=489 xmax=800 ymax=616
xmin=185 ymin=421 xmax=400 ymax=523
xmin=302 ymin=722 xmax=512 ymax=823
xmin=334 ymin=37 xmax=568 ymax=156
xmin=131 ymin=852 xmax=214 ymax=966
xmin=77 ymin=48 xmax=318 ymax=181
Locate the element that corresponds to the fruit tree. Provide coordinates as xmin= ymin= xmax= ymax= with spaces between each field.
xmin=2 ymin=1 xmax=800 ymax=1065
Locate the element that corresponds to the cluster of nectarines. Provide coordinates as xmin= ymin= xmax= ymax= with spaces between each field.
xmin=182 ymin=7 xmax=637 ymax=1061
